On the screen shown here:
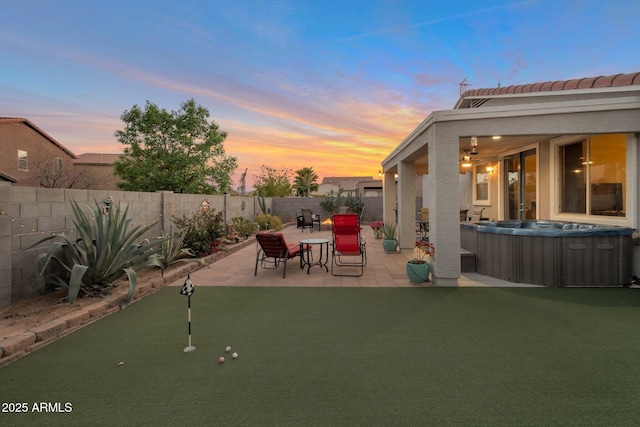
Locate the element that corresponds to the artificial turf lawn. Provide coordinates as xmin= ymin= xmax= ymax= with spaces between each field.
xmin=1 ymin=286 xmax=639 ymax=426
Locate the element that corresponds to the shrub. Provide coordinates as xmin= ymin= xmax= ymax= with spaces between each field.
xmin=31 ymin=199 xmax=165 ymax=307
xmin=370 ymin=221 xmax=384 ymax=238
xmin=231 ymin=216 xmax=257 ymax=237
xmin=345 ymin=194 xmax=365 ymax=217
xmin=255 ymin=213 xmax=283 ymax=231
xmin=172 ymin=206 xmax=225 ymax=257
xmin=319 ymin=187 xmax=344 ymax=217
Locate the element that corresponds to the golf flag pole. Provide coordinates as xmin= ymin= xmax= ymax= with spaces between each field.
xmin=180 ymin=274 xmax=196 ymax=352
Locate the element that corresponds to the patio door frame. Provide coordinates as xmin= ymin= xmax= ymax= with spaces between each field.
xmin=499 ymin=144 xmax=539 ymax=221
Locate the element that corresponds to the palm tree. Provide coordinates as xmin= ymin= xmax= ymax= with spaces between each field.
xmin=294 ymin=167 xmax=319 ymax=197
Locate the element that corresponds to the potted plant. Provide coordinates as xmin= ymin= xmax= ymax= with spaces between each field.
xmin=370 ymin=221 xmax=384 ymax=239
xmin=381 ymin=222 xmax=398 ymax=253
xmin=406 ymin=239 xmax=434 ymax=283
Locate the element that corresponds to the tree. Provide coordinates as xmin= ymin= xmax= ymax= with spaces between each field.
xmin=113 ymin=99 xmax=237 ymax=194
xmin=32 ymin=152 xmax=81 ymax=188
xmin=320 ymin=187 xmax=344 ymax=217
xmin=253 ymin=165 xmax=292 ymax=197
xmin=30 ymin=148 xmax=100 ymax=189
xmin=294 ymin=167 xmax=319 ymax=197
xmin=237 ymin=167 xmax=248 ymax=195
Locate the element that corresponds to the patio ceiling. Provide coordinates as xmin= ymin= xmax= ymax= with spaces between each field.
xmin=411 ymin=134 xmax=558 ymax=175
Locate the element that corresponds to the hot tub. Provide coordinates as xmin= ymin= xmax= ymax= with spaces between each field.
xmin=460 ymin=220 xmax=633 ymax=287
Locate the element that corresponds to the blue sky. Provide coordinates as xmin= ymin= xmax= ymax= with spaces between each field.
xmin=1 ymin=0 xmax=639 ymax=188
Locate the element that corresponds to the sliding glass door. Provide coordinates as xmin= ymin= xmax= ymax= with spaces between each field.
xmin=505 ymin=149 xmax=537 ymax=220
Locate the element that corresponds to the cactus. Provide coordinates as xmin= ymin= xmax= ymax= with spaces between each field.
xmin=257 ymin=190 xmax=268 ymax=214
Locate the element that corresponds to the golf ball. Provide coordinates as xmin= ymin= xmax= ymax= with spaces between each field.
xmin=232 ymin=352 xmax=238 ymax=359
xmin=225 ymin=346 xmax=232 ymax=353
xmin=218 ymin=357 xmax=225 ymax=364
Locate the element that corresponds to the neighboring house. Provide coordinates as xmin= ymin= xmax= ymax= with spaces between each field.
xmin=382 ymin=71 xmax=640 ymax=286
xmin=316 ymin=176 xmax=382 ymax=197
xmin=74 ymin=153 xmax=122 ymax=190
xmin=356 ymin=179 xmax=383 ymax=197
xmin=314 ymin=182 xmax=339 ymax=196
xmin=0 ymin=117 xmax=77 ymax=187
xmin=0 ymin=171 xmax=18 ymax=185
xmin=0 ymin=117 xmax=120 ymax=190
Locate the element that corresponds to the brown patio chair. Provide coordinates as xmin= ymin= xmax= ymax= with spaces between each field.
xmin=296 ymin=211 xmax=305 ymax=230
xmin=300 ymin=209 xmax=320 ymax=232
xmin=254 ymin=233 xmax=310 ymax=278
xmin=331 ymin=213 xmax=367 ymax=277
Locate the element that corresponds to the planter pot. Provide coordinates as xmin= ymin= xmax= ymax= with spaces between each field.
xmin=382 ymin=239 xmax=398 ymax=253
xmin=406 ymin=261 xmax=430 ymax=283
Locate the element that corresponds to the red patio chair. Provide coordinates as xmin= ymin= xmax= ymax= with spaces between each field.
xmin=254 ymin=233 xmax=310 ymax=278
xmin=331 ymin=213 xmax=367 ymax=277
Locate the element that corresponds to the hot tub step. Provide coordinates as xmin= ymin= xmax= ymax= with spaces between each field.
xmin=461 ymin=249 xmax=476 ymax=272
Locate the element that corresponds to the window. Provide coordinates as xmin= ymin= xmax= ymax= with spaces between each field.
xmin=559 ymin=134 xmax=626 ymax=217
xmin=17 ymin=150 xmax=28 ymax=171
xmin=473 ymin=163 xmax=491 ymax=204
xmin=54 ymin=157 xmax=63 ymax=173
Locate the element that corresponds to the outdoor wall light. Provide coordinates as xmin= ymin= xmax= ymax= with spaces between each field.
xmin=102 ymin=196 xmax=114 ymax=213
xmin=460 ymin=150 xmax=472 ymax=168
xmin=470 ymin=135 xmax=478 ymax=155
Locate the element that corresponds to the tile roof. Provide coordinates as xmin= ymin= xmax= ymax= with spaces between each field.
xmin=460 ymin=71 xmax=640 ymax=98
xmin=74 ymin=153 xmax=121 ymax=164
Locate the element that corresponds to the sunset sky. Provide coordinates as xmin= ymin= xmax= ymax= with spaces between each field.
xmin=2 ymin=0 xmax=639 ymax=189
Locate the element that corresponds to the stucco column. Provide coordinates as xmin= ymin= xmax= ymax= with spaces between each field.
xmin=397 ymin=161 xmax=416 ymax=250
xmin=428 ymin=128 xmax=460 ymax=286
xmin=382 ymin=171 xmax=396 ymax=226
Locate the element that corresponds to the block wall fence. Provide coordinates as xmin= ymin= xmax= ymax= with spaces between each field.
xmin=0 ymin=184 xmax=261 ymax=308
xmin=269 ymin=196 xmax=384 ymax=224
xmin=0 ymin=183 xmax=387 ymax=308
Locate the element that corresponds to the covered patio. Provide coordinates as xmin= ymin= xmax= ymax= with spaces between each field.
xmin=381 ymin=72 xmax=640 ymax=286
xmin=168 ymin=224 xmax=538 ymax=288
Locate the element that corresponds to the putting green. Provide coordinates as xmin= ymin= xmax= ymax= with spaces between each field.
xmin=1 ymin=287 xmax=639 ymax=426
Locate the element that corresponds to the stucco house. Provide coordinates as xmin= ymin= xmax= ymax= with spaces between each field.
xmin=356 ymin=179 xmax=383 ymax=197
xmin=316 ymin=176 xmax=383 ymax=197
xmin=0 ymin=117 xmax=77 ymax=187
xmin=382 ymin=71 xmax=640 ymax=286
xmin=0 ymin=118 xmax=121 ymax=190
xmin=74 ymin=153 xmax=122 ymax=190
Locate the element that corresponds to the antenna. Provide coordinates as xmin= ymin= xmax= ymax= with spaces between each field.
xmin=459 ymin=77 xmax=471 ymax=95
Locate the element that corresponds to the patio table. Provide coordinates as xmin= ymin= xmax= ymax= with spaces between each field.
xmin=299 ymin=238 xmax=329 ymax=274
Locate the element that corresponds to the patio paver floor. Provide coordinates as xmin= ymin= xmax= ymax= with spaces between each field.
xmin=168 ymin=225 xmax=539 ymax=288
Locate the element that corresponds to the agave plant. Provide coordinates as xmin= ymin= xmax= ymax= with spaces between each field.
xmin=32 ymin=199 xmax=165 ymax=307
xmin=156 ymin=224 xmax=208 ymax=273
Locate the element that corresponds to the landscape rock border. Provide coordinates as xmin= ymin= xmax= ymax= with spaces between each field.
xmin=0 ymin=236 xmax=257 ymax=368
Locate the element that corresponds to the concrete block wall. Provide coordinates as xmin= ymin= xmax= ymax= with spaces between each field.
xmin=0 ymin=187 xmax=389 ymax=307
xmin=0 ymin=186 xmax=256 ymax=307
xmin=270 ymin=196 xmax=384 ymax=224
xmin=0 ymin=183 xmax=12 ymax=307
